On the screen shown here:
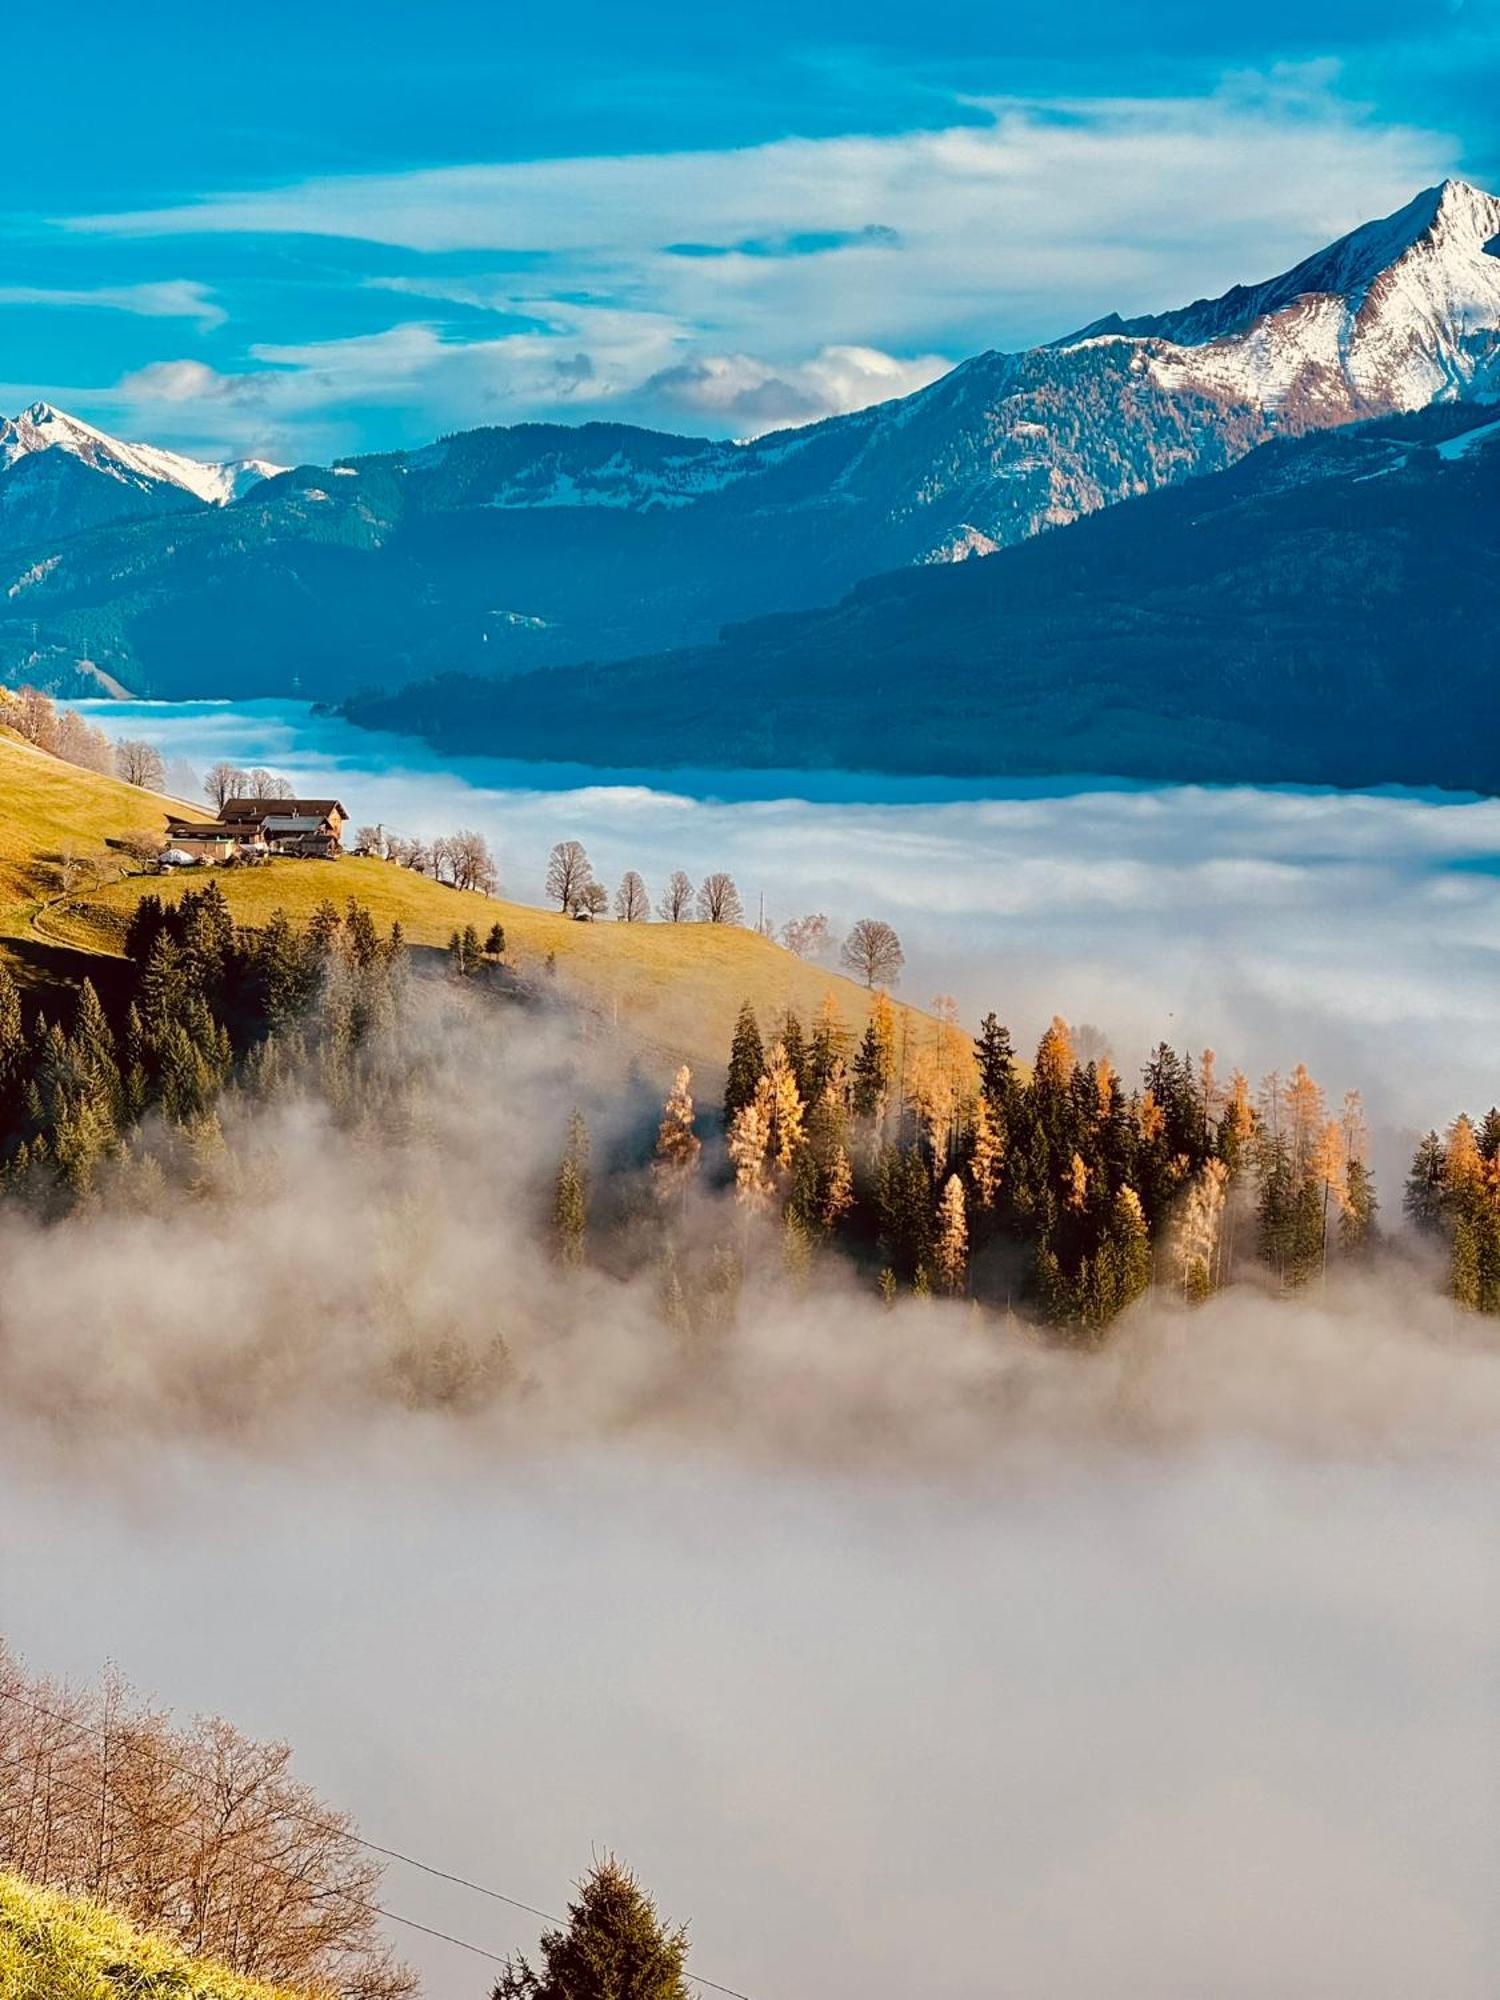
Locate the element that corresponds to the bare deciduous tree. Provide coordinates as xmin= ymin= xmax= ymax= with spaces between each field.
xmin=546 ymin=839 xmax=592 ymax=912
xmin=52 ymin=709 xmax=116 ymax=776
xmin=114 ymin=739 xmax=166 ymax=791
xmin=204 ymin=762 xmax=248 ymax=812
xmin=353 ymin=825 xmax=386 ymax=858
xmin=245 ymin=769 xmax=294 ymax=799
xmin=116 ymin=829 xmax=165 ymax=871
xmin=657 ymin=870 xmax=694 ymax=923
xmin=0 ymin=1642 xmax=413 ymax=2000
xmin=614 ymin=871 xmax=650 ymax=922
xmin=696 ymin=872 xmax=743 ymax=925
xmin=447 ymin=829 xmax=498 ymax=895
xmin=840 ymin=917 xmax=905 ymax=988
xmin=780 ymin=913 xmax=830 ymax=960
xmin=14 ymin=686 xmax=58 ymax=752
xmin=577 ymin=880 xmax=608 ymax=918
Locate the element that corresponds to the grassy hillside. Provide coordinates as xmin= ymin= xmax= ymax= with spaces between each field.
xmin=0 ymin=723 xmax=193 ymax=930
xmin=0 ymin=727 xmax=941 ymax=1082
xmin=0 ymin=1872 xmax=310 ymax=2000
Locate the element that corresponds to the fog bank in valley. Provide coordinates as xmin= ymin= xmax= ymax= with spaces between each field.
xmin=6 ymin=706 xmax=1495 ymax=1997
xmin=81 ymin=697 xmax=1500 ymax=1138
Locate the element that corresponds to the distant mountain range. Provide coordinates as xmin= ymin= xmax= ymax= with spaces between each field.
xmin=0 ymin=401 xmax=282 ymax=543
xmin=345 ymin=403 xmax=1499 ymax=788
xmin=0 ymin=178 xmax=1496 ymax=779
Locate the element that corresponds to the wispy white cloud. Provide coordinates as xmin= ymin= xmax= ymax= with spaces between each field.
xmin=60 ymin=72 xmax=1458 ymax=453
xmin=0 ymin=279 xmax=225 ymax=329
xmin=642 ymin=346 xmax=950 ymax=428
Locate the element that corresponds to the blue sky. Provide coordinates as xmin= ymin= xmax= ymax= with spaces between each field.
xmin=2 ymin=0 xmax=1495 ymax=462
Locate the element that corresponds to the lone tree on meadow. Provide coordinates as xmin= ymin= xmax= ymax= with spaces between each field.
xmin=614 ymin=870 xmax=650 ymax=923
xmin=658 ymin=870 xmax=694 ymax=923
xmin=696 ymin=872 xmax=743 ymax=925
xmin=841 ymin=917 xmax=905 ymax=988
xmin=114 ymin=738 xmax=165 ymax=791
xmin=546 ymin=839 xmax=593 ymax=912
xmin=493 ymin=1857 xmax=691 ymax=2000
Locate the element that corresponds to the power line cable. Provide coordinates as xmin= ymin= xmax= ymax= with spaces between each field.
xmin=0 ymin=1685 xmax=755 ymax=1999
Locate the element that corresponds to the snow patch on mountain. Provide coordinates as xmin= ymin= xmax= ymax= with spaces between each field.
xmin=1435 ymin=412 xmax=1500 ymax=459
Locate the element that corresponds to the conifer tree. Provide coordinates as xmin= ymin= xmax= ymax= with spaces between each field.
xmin=1112 ymin=1184 xmax=1153 ymax=1311
xmin=485 ymin=922 xmax=506 ymax=959
xmin=727 ymin=1099 xmax=773 ymax=1212
xmin=968 ymin=1096 xmax=1003 ymax=1208
xmin=547 ymin=1109 xmax=591 ymax=1265
xmin=69 ymin=980 xmax=122 ymax=1126
xmin=761 ymin=1041 xmax=806 ymax=1173
xmin=1341 ymin=1158 xmax=1379 ymax=1257
xmin=306 ymin=899 xmax=343 ymax=961
xmin=344 ymin=899 xmax=382 ymax=969
xmin=876 ymin=1143 xmax=934 ymax=1281
xmin=778 ymin=1009 xmax=810 ymax=1100
xmin=974 ymin=1013 xmax=1017 ymax=1120
xmin=0 ymin=963 xmax=24 ymax=1118
xmin=653 ymin=1066 xmax=701 ymax=1203
xmin=851 ymin=993 xmax=897 ymax=1130
xmin=723 ymin=1001 xmax=764 ymax=1123
xmin=1033 ymin=1016 xmax=1076 ymax=1095
xmin=822 ymin=1144 xmax=854 ymax=1231
xmin=1403 ymin=1131 xmax=1445 ymax=1232
xmin=807 ymin=992 xmax=844 ymax=1102
xmin=493 ymin=1857 xmax=690 ymax=2000
xmin=934 ymin=1174 xmax=968 ymax=1294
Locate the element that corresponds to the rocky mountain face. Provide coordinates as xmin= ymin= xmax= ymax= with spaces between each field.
xmin=0 ymin=179 xmax=1494 ymax=702
xmin=346 ymin=404 xmax=1500 ymax=789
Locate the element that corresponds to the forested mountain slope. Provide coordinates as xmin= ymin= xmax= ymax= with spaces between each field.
xmin=343 ymin=404 xmax=1500 ymax=790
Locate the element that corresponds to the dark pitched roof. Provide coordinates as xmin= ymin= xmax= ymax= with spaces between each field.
xmin=222 ymin=797 xmax=347 ymax=822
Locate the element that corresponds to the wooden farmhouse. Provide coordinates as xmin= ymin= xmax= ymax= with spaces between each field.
xmin=222 ymin=798 xmax=348 ymax=858
xmin=161 ymin=797 xmax=349 ymax=866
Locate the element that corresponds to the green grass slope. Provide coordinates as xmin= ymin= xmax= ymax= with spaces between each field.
xmin=0 ymin=728 xmax=941 ymax=1082
xmin=0 ymin=1872 xmax=310 ymax=2000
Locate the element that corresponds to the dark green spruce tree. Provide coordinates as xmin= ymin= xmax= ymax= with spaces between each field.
xmin=724 ymin=1000 xmax=765 ymax=1123
xmin=494 ymin=1858 xmax=690 ymax=2000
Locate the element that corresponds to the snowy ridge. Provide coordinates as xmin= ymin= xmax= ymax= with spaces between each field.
xmin=1077 ymin=180 xmax=1500 ymax=419
xmin=0 ymin=402 xmax=285 ymax=506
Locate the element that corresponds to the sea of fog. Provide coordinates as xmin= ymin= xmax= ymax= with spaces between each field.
xmin=78 ymin=697 xmax=1500 ymax=1143
xmin=7 ymin=698 xmax=1492 ymax=1998
xmin=3 ymin=1440 xmax=1497 ymax=1999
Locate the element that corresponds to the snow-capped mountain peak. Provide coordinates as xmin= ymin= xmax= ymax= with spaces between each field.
xmin=1057 ymin=177 xmax=1500 ymax=422
xmin=0 ymin=401 xmax=285 ymax=509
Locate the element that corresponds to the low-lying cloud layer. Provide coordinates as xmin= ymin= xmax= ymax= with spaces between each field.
xmin=3 ymin=910 xmax=1498 ymax=1998
xmin=84 ymin=699 xmax=1500 ymax=1151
